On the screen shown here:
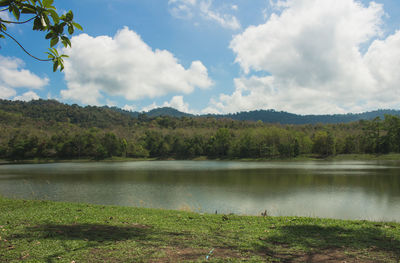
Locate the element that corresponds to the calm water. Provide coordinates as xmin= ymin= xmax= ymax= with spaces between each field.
xmin=1 ymin=160 xmax=400 ymax=221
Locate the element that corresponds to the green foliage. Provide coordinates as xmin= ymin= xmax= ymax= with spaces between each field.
xmin=312 ymin=131 xmax=336 ymax=156
xmin=2 ymin=99 xmax=400 ymax=161
xmin=0 ymin=0 xmax=82 ymax=71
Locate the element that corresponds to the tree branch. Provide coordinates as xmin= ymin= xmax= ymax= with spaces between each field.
xmin=0 ymin=29 xmax=52 ymax=62
xmin=0 ymin=16 xmax=37 ymax=24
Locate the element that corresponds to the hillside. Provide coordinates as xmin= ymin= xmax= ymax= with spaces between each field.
xmin=212 ymin=109 xmax=400 ymax=124
xmin=1 ymin=99 xmax=399 ymax=126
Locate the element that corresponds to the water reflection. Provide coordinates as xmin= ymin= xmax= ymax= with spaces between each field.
xmin=0 ymin=161 xmax=399 ymax=221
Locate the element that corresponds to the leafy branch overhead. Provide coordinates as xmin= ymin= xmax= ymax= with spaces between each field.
xmin=0 ymin=0 xmax=82 ymax=71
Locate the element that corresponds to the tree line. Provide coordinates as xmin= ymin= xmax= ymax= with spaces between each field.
xmin=1 ymin=113 xmax=400 ymax=160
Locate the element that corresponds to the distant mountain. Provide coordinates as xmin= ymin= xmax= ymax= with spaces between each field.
xmin=1 ymin=99 xmax=399 ymax=125
xmin=146 ymin=107 xmax=194 ymax=118
xmin=208 ymin=109 xmax=400 ymax=124
xmin=135 ymin=107 xmax=400 ymax=124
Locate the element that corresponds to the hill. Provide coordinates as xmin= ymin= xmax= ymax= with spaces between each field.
xmin=2 ymin=99 xmax=400 ymax=161
xmin=211 ymin=109 xmax=400 ymax=124
xmin=1 ymin=99 xmax=399 ymax=125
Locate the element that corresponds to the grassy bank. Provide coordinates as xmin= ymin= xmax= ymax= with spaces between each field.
xmin=1 ymin=197 xmax=399 ymax=262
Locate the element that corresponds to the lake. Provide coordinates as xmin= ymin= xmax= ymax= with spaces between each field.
xmin=0 ymin=160 xmax=400 ymax=221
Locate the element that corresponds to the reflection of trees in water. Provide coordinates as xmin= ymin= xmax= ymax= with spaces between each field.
xmin=2 ymin=163 xmax=400 ymax=198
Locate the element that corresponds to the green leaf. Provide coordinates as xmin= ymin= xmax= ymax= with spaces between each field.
xmin=48 ymin=47 xmax=59 ymax=56
xmin=65 ymin=10 xmax=73 ymax=21
xmin=0 ymin=34 xmax=5 ymax=39
xmin=59 ymin=59 xmax=64 ymax=71
xmin=12 ymin=6 xmax=20 ymax=20
xmin=53 ymin=60 xmax=58 ymax=72
xmin=50 ymin=37 xmax=58 ymax=47
xmin=47 ymin=9 xmax=59 ymax=24
xmin=45 ymin=32 xmax=53 ymax=39
xmin=33 ymin=17 xmax=42 ymax=30
xmin=61 ymin=36 xmax=71 ymax=47
xmin=72 ymin=22 xmax=83 ymax=31
xmin=43 ymin=0 xmax=54 ymax=8
xmin=21 ymin=3 xmax=37 ymax=14
xmin=46 ymin=52 xmax=54 ymax=59
xmin=21 ymin=7 xmax=37 ymax=14
xmin=0 ymin=0 xmax=11 ymax=8
xmin=68 ymin=25 xmax=73 ymax=35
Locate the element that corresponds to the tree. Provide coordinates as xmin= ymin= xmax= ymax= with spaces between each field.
xmin=0 ymin=0 xmax=82 ymax=71
xmin=312 ymin=130 xmax=336 ymax=157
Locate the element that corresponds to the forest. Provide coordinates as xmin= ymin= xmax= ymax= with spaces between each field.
xmin=1 ymin=99 xmax=400 ymax=160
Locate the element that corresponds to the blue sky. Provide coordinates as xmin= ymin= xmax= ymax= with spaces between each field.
xmin=1 ymin=0 xmax=400 ymax=114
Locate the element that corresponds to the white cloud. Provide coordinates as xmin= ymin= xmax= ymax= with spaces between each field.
xmin=142 ymin=96 xmax=192 ymax=113
xmin=0 ymin=11 xmax=12 ymax=21
xmin=61 ymin=27 xmax=213 ymax=105
xmin=106 ymin=99 xmax=117 ymax=107
xmin=122 ymin=104 xmax=136 ymax=112
xmin=0 ymin=86 xmax=16 ymax=99
xmin=164 ymin=95 xmax=191 ymax=112
xmin=141 ymin=102 xmax=158 ymax=113
xmin=168 ymin=0 xmax=241 ymax=30
xmin=199 ymin=1 xmax=241 ymax=30
xmin=0 ymin=55 xmax=49 ymax=90
xmin=207 ymin=0 xmax=400 ymax=114
xmin=13 ymin=91 xmax=40 ymax=101
xmin=364 ymin=31 xmax=400 ymax=107
xmin=168 ymin=0 xmax=196 ymax=19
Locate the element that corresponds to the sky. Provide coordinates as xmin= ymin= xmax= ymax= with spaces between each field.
xmin=1 ymin=0 xmax=400 ymax=115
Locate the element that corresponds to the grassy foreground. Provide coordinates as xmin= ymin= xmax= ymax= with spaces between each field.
xmin=1 ymin=197 xmax=400 ymax=262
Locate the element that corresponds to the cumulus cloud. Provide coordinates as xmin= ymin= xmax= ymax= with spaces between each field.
xmin=61 ymin=27 xmax=213 ymax=105
xmin=13 ymin=91 xmax=40 ymax=101
xmin=122 ymin=104 xmax=136 ymax=112
xmin=0 ymin=86 xmax=16 ymax=99
xmin=168 ymin=0 xmax=241 ymax=30
xmin=0 ymin=55 xmax=48 ymax=100
xmin=0 ymin=55 xmax=49 ymax=90
xmin=142 ymin=96 xmax=192 ymax=113
xmin=207 ymin=0 xmax=400 ymax=114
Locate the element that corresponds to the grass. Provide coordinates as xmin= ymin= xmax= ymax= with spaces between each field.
xmin=1 ymin=197 xmax=399 ymax=262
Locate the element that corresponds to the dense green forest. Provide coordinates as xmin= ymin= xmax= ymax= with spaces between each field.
xmin=1 ymin=99 xmax=400 ymax=160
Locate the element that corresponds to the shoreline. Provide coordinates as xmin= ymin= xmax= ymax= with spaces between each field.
xmin=1 ymin=153 xmax=400 ymax=165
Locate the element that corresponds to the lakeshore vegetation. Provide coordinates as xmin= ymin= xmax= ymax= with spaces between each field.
xmin=1 ymin=99 xmax=400 ymax=161
xmin=0 ymin=100 xmax=400 ymax=160
xmin=1 ymin=196 xmax=400 ymax=262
